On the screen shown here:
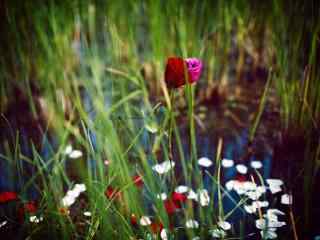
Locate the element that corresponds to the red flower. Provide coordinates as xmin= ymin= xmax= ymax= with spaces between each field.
xmin=105 ymin=186 xmax=121 ymax=200
xmin=150 ymin=221 xmax=164 ymax=233
xmin=164 ymin=199 xmax=179 ymax=215
xmin=18 ymin=201 xmax=38 ymax=221
xmin=132 ymin=175 xmax=143 ymax=188
xmin=172 ymin=192 xmax=187 ymax=203
xmin=24 ymin=201 xmax=37 ymax=213
xmin=235 ymin=174 xmax=247 ymax=182
xmin=164 ymin=191 xmax=187 ymax=215
xmin=165 ymin=57 xmax=191 ymax=89
xmin=130 ymin=214 xmax=138 ymax=226
xmin=0 ymin=191 xmax=18 ymax=203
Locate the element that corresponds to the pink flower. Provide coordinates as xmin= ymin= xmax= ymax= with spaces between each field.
xmin=185 ymin=58 xmax=203 ymax=83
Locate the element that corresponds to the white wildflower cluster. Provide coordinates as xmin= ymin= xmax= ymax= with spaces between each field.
xmin=256 ymin=209 xmax=286 ymax=239
xmin=222 ymin=158 xmax=292 ymax=239
xmin=64 ymin=145 xmax=83 ymax=159
xmin=225 ymin=179 xmax=267 ymax=199
xmin=0 ymin=221 xmax=7 ymax=228
xmin=61 ymin=183 xmax=86 ymax=207
xmin=198 ymin=157 xmax=213 ymax=167
xmin=185 ymin=219 xmax=199 ymax=229
xmin=152 ymin=160 xmax=175 ymax=174
xmin=29 ymin=215 xmax=44 ymax=224
xmin=139 ymin=216 xmax=152 ymax=226
xmin=210 ymin=220 xmax=232 ymax=238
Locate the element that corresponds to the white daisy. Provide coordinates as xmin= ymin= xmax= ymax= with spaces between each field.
xmin=152 ymin=160 xmax=175 ymax=175
xmin=160 ymin=229 xmax=168 ymax=240
xmin=210 ymin=228 xmax=226 ymax=238
xmin=250 ymin=160 xmax=263 ymax=169
xmin=69 ymin=150 xmax=83 ymax=159
xmin=221 ymin=158 xmax=234 ymax=168
xmin=156 ymin=193 xmax=168 ymax=200
xmin=140 ymin=216 xmax=152 ymax=226
xmin=218 ymin=220 xmax=231 ymax=230
xmin=186 ymin=219 xmax=199 ymax=229
xmin=198 ymin=189 xmax=210 ymax=206
xmin=236 ymin=164 xmax=248 ymax=174
xmin=83 ymin=211 xmax=92 ymax=217
xmin=281 ymin=194 xmax=292 ymax=205
xmin=175 ymin=185 xmax=189 ymax=194
xmin=198 ymin=157 xmax=213 ymax=167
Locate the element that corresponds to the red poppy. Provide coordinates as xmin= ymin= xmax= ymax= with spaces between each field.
xmin=24 ymin=201 xmax=37 ymax=213
xmin=150 ymin=221 xmax=164 ymax=233
xmin=165 ymin=57 xmax=191 ymax=89
xmin=163 ymin=191 xmax=187 ymax=215
xmin=235 ymin=174 xmax=247 ymax=182
xmin=105 ymin=186 xmax=121 ymax=200
xmin=132 ymin=175 xmax=143 ymax=188
xmin=130 ymin=214 xmax=138 ymax=226
xmin=18 ymin=201 xmax=38 ymax=221
xmin=171 ymin=192 xmax=187 ymax=203
xmin=0 ymin=191 xmax=18 ymax=203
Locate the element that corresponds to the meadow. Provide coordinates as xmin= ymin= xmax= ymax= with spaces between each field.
xmin=0 ymin=1 xmax=319 ymax=239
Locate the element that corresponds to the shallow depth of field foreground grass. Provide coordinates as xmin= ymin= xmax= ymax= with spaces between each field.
xmin=0 ymin=1 xmax=319 ymax=239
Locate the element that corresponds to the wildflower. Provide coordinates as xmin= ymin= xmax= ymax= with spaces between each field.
xmin=266 ymin=179 xmax=283 ymax=194
xmin=218 ymin=220 xmax=231 ymax=231
xmin=62 ymin=195 xmax=76 ymax=207
xmin=221 ymin=158 xmax=234 ymax=168
xmin=140 ymin=216 xmax=152 ymax=226
xmin=281 ymin=193 xmax=292 ymax=205
xmin=105 ymin=186 xmax=121 ymax=200
xmin=83 ymin=211 xmax=92 ymax=217
xmin=62 ymin=183 xmax=86 ymax=207
xmin=236 ymin=164 xmax=248 ymax=174
xmin=198 ymin=157 xmax=213 ymax=167
xmin=250 ymin=160 xmax=263 ymax=169
xmin=130 ymin=214 xmax=138 ymax=226
xmin=29 ymin=215 xmax=43 ymax=223
xmin=160 ymin=229 xmax=169 ymax=240
xmin=185 ymin=58 xmax=203 ymax=83
xmin=175 ymin=185 xmax=189 ymax=194
xmin=260 ymin=228 xmax=278 ymax=239
xmin=172 ymin=192 xmax=187 ymax=203
xmin=0 ymin=221 xmax=7 ymax=228
xmin=74 ymin=183 xmax=86 ymax=193
xmin=64 ymin=145 xmax=83 ymax=159
xmin=23 ymin=201 xmax=38 ymax=213
xmin=164 ymin=57 xmax=202 ymax=89
xmin=64 ymin=145 xmax=73 ymax=155
xmin=164 ymin=197 xmax=183 ymax=215
xmin=132 ymin=175 xmax=144 ymax=188
xmin=165 ymin=57 xmax=190 ymax=88
xmin=187 ymin=189 xmax=198 ymax=200
xmin=152 ymin=160 xmax=175 ymax=175
xmin=163 ymin=191 xmax=187 ymax=215
xmin=198 ymin=189 xmax=210 ymax=206
xmin=244 ymin=204 xmax=257 ymax=214
xmin=0 ymin=191 xmax=18 ymax=203
xmin=59 ymin=207 xmax=70 ymax=216
xmin=255 ymin=219 xmax=286 ymax=229
xmin=69 ymin=150 xmax=83 ymax=159
xmin=157 ymin=193 xmax=168 ymax=200
xmin=244 ymin=201 xmax=269 ymax=214
xmin=186 ymin=219 xmax=199 ymax=229
xmin=150 ymin=221 xmax=164 ymax=233
xmin=210 ymin=228 xmax=226 ymax=238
